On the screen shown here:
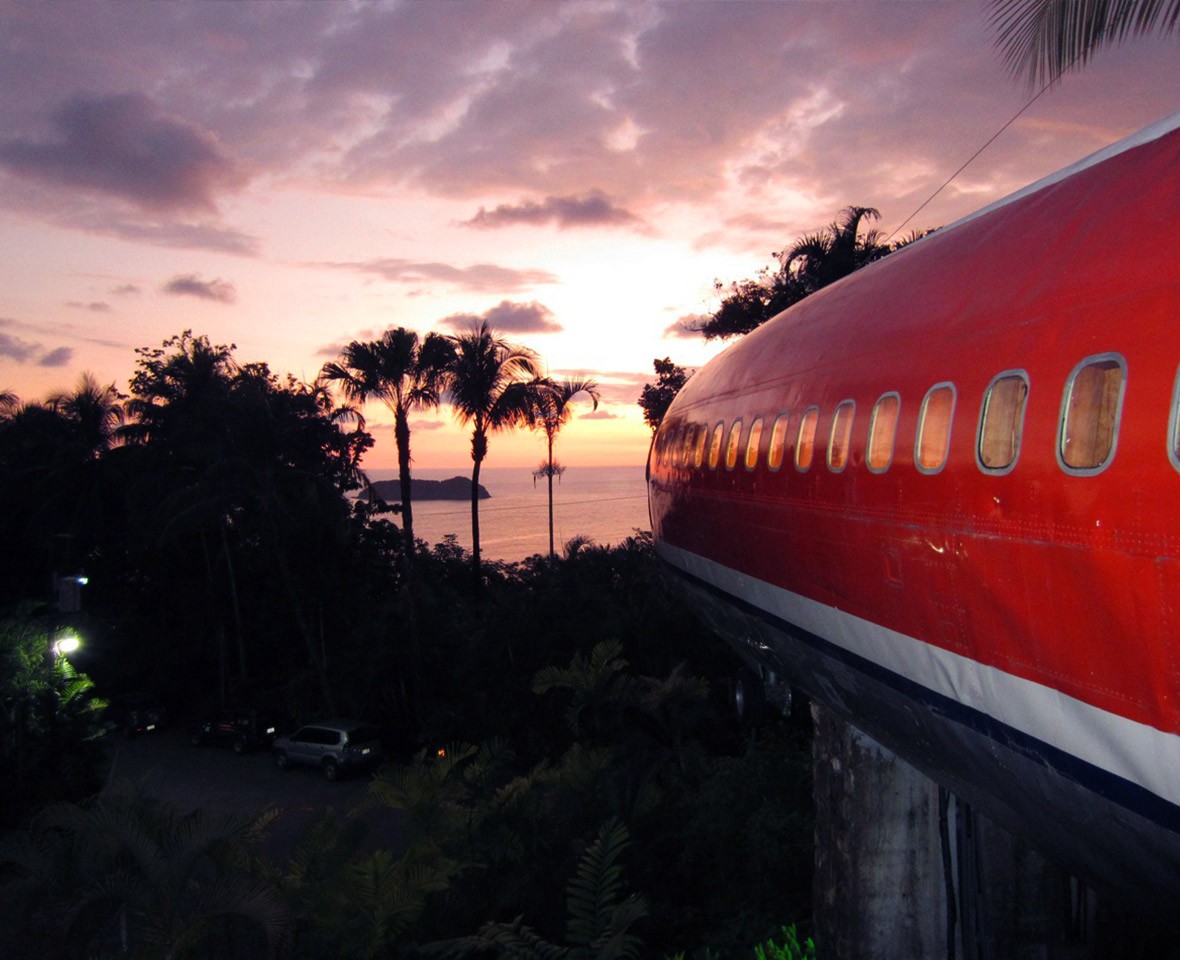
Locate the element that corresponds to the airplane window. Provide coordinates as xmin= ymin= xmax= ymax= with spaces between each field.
xmin=655 ymin=425 xmax=669 ymax=465
xmin=978 ymin=372 xmax=1029 ymax=473
xmin=1169 ymin=366 xmax=1180 ymax=474
xmin=1060 ymin=355 xmax=1125 ymax=473
xmin=745 ymin=418 xmax=764 ymax=471
xmin=679 ymin=424 xmax=693 ymax=466
xmin=796 ymin=406 xmax=819 ymax=471
xmin=708 ymin=422 xmax=724 ymax=469
xmin=768 ymin=413 xmax=790 ymax=471
xmin=916 ymin=383 xmax=956 ymax=473
xmin=828 ymin=401 xmax=855 ymax=472
xmin=693 ymin=422 xmax=708 ymax=468
xmin=868 ymin=393 xmax=900 ymax=473
xmin=725 ymin=420 xmax=743 ymax=471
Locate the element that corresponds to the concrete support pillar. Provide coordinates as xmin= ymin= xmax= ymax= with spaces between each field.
xmin=811 ymin=703 xmax=1090 ymax=960
xmin=812 ymin=703 xmax=948 ymax=959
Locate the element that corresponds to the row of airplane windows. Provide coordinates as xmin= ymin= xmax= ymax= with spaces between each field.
xmin=654 ymin=353 xmax=1132 ymax=479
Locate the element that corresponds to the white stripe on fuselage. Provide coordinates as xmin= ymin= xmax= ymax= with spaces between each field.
xmin=657 ymin=539 xmax=1180 ymax=810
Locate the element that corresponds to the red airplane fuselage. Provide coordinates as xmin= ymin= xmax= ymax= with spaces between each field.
xmin=648 ymin=114 xmax=1180 ymax=909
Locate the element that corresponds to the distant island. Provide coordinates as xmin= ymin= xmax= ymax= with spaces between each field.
xmin=363 ymin=476 xmax=490 ymax=502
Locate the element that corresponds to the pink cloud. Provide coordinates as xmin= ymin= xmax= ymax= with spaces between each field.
xmin=438 ymin=300 xmax=562 ymax=335
xmin=464 ymin=191 xmax=643 ymax=230
xmin=162 ymin=274 xmax=237 ymax=304
xmin=328 ymin=259 xmax=559 ymax=293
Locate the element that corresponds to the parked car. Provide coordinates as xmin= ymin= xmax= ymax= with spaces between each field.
xmin=191 ymin=708 xmax=282 ymax=754
xmin=109 ymin=692 xmax=165 ymax=737
xmin=272 ymin=719 xmax=383 ymax=781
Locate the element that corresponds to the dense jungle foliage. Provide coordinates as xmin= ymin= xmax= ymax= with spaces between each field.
xmin=0 ymin=332 xmax=815 ymax=959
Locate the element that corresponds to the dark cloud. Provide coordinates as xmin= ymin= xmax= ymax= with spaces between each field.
xmin=66 ymin=301 xmax=112 ymax=313
xmin=0 ymin=316 xmax=129 ymax=356
xmin=0 ymin=93 xmax=246 ymax=212
xmin=38 ymin=346 xmax=73 ymax=368
xmin=111 ymin=284 xmax=141 ymax=296
xmin=464 ymin=191 xmax=643 ymax=230
xmin=329 ymin=259 xmax=558 ymax=293
xmin=0 ymin=332 xmax=40 ymax=363
xmin=162 ymin=274 xmax=237 ymax=303
xmin=438 ymin=300 xmax=561 ymax=336
xmin=0 ymin=326 xmax=74 ymax=367
xmin=484 ymin=300 xmax=561 ymax=334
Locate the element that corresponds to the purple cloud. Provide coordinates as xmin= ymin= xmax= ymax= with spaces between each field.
xmin=66 ymin=301 xmax=111 ymax=313
xmin=0 ymin=93 xmax=245 ymax=212
xmin=0 ymin=331 xmax=40 ymax=363
xmin=580 ymin=409 xmax=619 ymax=420
xmin=438 ymin=300 xmax=561 ymax=335
xmin=110 ymin=284 xmax=141 ymax=296
xmin=162 ymin=274 xmax=237 ymax=303
xmin=484 ymin=300 xmax=562 ymax=334
xmin=38 ymin=346 xmax=73 ymax=367
xmin=329 ymin=259 xmax=558 ymax=293
xmin=464 ymin=191 xmax=643 ymax=229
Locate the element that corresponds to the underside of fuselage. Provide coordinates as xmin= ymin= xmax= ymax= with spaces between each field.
xmin=655 ymin=539 xmax=1180 ymax=915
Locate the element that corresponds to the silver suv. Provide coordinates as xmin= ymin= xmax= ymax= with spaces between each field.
xmin=272 ymin=719 xmax=382 ymax=781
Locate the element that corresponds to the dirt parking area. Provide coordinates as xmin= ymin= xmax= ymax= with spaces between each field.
xmin=105 ymin=725 xmax=404 ymax=861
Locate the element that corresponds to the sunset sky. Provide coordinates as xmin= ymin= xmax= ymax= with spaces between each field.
xmin=1 ymin=1 xmax=1176 ymax=471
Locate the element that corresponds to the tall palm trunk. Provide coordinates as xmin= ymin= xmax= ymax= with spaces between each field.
xmin=470 ymin=423 xmax=487 ymax=582
xmin=395 ymin=407 xmax=415 ymax=581
xmin=547 ymin=431 xmax=555 ymax=558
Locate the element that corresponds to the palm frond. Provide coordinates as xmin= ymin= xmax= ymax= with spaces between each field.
xmin=565 ymin=818 xmax=646 ymax=958
xmin=989 ymin=0 xmax=1180 ymax=86
xmin=440 ymin=915 xmax=567 ymax=960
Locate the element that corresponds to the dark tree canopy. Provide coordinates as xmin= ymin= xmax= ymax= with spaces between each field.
xmin=698 ymin=206 xmax=924 ymax=341
xmin=638 ymin=358 xmax=691 ymax=433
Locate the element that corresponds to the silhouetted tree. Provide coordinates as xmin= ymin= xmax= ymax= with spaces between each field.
xmin=321 ymin=328 xmax=455 ymax=567
xmin=698 ymin=206 xmax=895 ymax=340
xmin=638 ymin=359 xmax=690 ymax=433
xmin=527 ymin=376 xmax=600 ymax=558
xmin=446 ymin=322 xmax=543 ymax=581
xmin=48 ymin=372 xmax=125 ymax=457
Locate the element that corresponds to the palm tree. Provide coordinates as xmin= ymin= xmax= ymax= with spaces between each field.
xmin=321 ymin=328 xmax=455 ymax=561
xmin=989 ymin=0 xmax=1180 ymax=86
xmin=780 ymin=205 xmax=890 ymax=293
xmin=0 ymin=389 xmax=17 ymax=417
xmin=446 ymin=322 xmax=543 ymax=579
xmin=48 ymin=371 xmax=125 ymax=457
xmin=528 ymin=377 xmax=600 ymax=558
xmin=700 ymin=206 xmax=897 ymax=340
xmin=0 ymin=779 xmax=289 ymax=958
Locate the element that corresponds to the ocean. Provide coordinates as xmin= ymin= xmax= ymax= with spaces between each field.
xmin=366 ymin=465 xmax=651 ymax=562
